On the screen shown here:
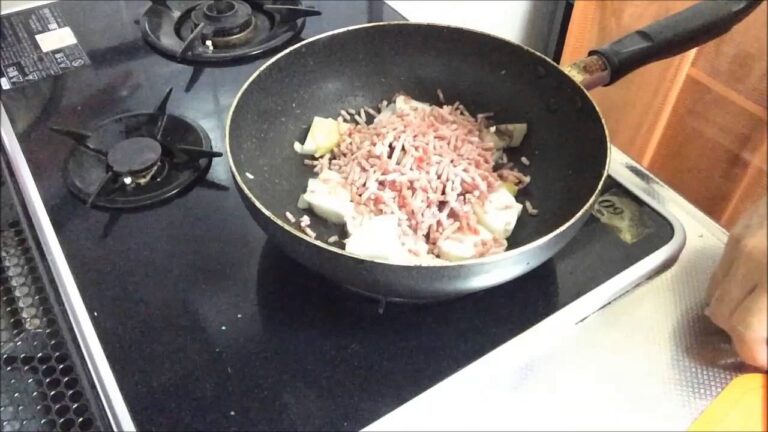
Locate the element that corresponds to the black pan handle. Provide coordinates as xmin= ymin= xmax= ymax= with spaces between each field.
xmin=589 ymin=0 xmax=762 ymax=85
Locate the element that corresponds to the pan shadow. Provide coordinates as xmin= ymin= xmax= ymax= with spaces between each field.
xmin=251 ymin=240 xmax=560 ymax=428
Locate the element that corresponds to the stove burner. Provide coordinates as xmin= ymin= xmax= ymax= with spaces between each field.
xmin=49 ymin=88 xmax=223 ymax=208
xmin=194 ymin=1 xmax=252 ymax=36
xmin=107 ymin=137 xmax=163 ymax=175
xmin=140 ymin=0 xmax=322 ymax=62
xmin=190 ymin=0 xmax=258 ymax=49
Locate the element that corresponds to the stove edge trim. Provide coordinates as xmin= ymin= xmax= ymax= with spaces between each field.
xmin=1 ymin=103 xmax=137 ymax=432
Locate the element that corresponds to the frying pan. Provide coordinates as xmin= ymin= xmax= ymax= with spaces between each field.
xmin=227 ymin=0 xmax=760 ymax=301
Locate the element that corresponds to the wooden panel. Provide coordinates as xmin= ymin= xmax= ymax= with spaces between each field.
xmin=720 ymin=137 xmax=767 ymax=229
xmin=648 ymin=76 xmax=766 ymax=224
xmin=560 ymin=1 xmax=696 ymax=63
xmin=560 ymin=1 xmax=697 ymax=162
xmin=687 ymin=67 xmax=767 ymax=124
xmin=691 ymin=2 xmax=767 ymax=109
xmin=562 ymin=0 xmax=767 ymax=230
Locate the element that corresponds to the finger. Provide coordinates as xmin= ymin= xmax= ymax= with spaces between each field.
xmin=707 ymin=198 xmax=766 ymax=306
xmin=731 ymin=334 xmax=767 ymax=370
xmin=706 ymin=241 xmax=738 ymax=302
xmin=729 ymin=281 xmax=768 ymax=340
xmin=727 ymin=282 xmax=767 ymax=369
xmin=734 ymin=197 xmax=767 ymax=234
xmin=706 ymin=236 xmax=767 ymax=327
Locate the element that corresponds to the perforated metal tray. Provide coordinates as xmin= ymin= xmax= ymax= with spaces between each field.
xmin=1 ymin=153 xmax=109 ymax=432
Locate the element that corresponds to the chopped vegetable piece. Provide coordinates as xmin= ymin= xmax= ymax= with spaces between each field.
xmin=474 ymin=188 xmax=523 ymax=238
xmin=481 ymin=123 xmax=528 ymax=149
xmin=300 ymin=170 xmax=353 ymax=224
xmin=345 ymin=215 xmax=412 ymax=262
xmin=496 ymin=123 xmax=527 ymax=148
xmin=437 ymin=226 xmax=494 ymax=261
xmin=502 ymin=182 xmax=518 ymax=196
xmin=293 ymin=116 xmax=344 ymax=156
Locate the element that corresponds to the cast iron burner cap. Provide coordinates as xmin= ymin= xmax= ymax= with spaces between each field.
xmin=107 ymin=137 xmax=163 ymax=175
xmin=192 ymin=0 xmax=254 ymax=40
xmin=49 ymin=88 xmax=223 ymax=209
xmin=140 ymin=0 xmax=321 ymax=62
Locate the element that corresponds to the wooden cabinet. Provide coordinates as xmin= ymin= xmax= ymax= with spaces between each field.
xmin=561 ymin=0 xmax=767 ymax=229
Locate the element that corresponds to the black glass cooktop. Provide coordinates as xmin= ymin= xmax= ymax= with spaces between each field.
xmin=1 ymin=1 xmax=676 ymax=430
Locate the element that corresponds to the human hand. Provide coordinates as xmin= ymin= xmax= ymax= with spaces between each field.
xmin=705 ymin=197 xmax=767 ymax=370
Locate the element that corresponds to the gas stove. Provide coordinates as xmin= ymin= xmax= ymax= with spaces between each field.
xmin=1 ymin=1 xmax=683 ymax=431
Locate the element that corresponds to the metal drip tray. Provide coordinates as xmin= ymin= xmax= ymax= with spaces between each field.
xmin=0 ymin=153 xmax=109 ymax=432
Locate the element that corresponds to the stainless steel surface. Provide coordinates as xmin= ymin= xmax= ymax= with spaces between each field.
xmin=365 ymin=148 xmax=738 ymax=431
xmin=1 ymin=106 xmax=136 ymax=431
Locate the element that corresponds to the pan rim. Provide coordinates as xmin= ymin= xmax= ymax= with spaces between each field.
xmin=226 ymin=21 xmax=611 ymax=268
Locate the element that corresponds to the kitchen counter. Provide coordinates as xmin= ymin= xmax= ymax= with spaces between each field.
xmin=1 ymin=1 xmax=749 ymax=429
xmin=367 ymin=148 xmax=747 ymax=431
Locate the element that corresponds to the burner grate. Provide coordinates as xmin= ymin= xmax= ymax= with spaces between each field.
xmin=49 ymin=88 xmax=221 ymax=209
xmin=1 ymin=158 xmax=108 ymax=432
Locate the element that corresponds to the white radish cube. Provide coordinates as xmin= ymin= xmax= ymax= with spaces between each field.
xmin=301 ymin=171 xmax=354 ymax=224
xmin=475 ymin=188 xmax=523 ymax=239
xmin=436 ymin=226 xmax=494 ymax=261
xmin=345 ymin=214 xmax=411 ymax=262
